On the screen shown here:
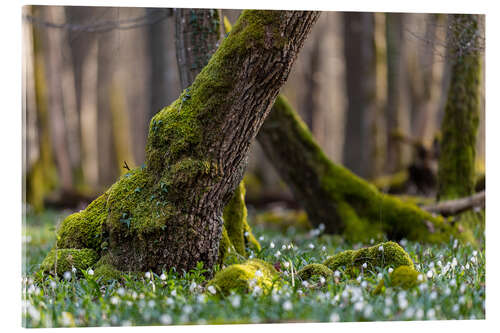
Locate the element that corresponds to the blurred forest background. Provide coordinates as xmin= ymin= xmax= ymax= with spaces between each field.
xmin=22 ymin=6 xmax=485 ymax=215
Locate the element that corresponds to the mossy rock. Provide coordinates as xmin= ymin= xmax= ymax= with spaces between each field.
xmin=323 ymin=241 xmax=413 ymax=275
xmin=373 ymin=265 xmax=423 ymax=294
xmin=40 ymin=248 xmax=99 ymax=277
xmin=208 ymin=259 xmax=278 ymax=295
xmin=297 ymin=263 xmax=333 ymax=280
xmin=94 ymin=264 xmax=123 ymax=282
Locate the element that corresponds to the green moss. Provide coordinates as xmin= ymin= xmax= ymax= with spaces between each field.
xmin=373 ymin=265 xmax=423 ymax=294
xmin=40 ymin=248 xmax=98 ymax=276
xmin=208 ymin=259 xmax=278 ymax=295
xmin=323 ymin=242 xmax=413 ymax=275
xmin=56 ymin=193 xmax=108 ymax=250
xmin=372 ymin=170 xmax=408 ymax=191
xmin=94 ymin=264 xmax=123 ymax=282
xmin=297 ymin=264 xmax=333 ymax=280
xmin=254 ymin=209 xmax=312 ymax=232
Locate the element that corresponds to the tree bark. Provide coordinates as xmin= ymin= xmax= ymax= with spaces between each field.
xmin=437 ymin=14 xmax=482 ymax=200
xmin=342 ymin=12 xmax=377 ymax=179
xmin=257 ymin=95 xmax=470 ymax=243
xmin=47 ymin=10 xmax=320 ymax=275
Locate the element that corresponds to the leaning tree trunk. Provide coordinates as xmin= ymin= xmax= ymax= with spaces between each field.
xmin=174 ymin=9 xmax=261 ymax=262
xmin=437 ymin=14 xmax=482 ymax=201
xmin=42 ymin=10 xmax=320 ymax=277
xmin=257 ymin=96 xmax=473 ymax=243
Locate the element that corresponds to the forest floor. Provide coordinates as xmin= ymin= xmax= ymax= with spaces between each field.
xmin=22 ymin=207 xmax=485 ymax=327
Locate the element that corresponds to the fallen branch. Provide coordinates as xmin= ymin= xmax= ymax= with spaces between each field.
xmin=422 ymin=191 xmax=485 ymax=216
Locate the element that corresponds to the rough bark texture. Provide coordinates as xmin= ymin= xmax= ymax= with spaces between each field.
xmin=43 ymin=10 xmax=320 ymax=276
xmin=174 ymin=10 xmax=260 ymax=263
xmin=342 ymin=12 xmax=377 ymax=178
xmin=175 ymin=8 xmax=223 ymax=89
xmin=257 ymin=96 xmax=472 ymax=243
xmin=437 ymin=14 xmax=481 ymax=201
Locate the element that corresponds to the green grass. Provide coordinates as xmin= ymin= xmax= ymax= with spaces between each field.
xmin=22 ymin=208 xmax=485 ymax=327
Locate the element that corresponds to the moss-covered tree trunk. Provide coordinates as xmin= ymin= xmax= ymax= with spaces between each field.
xmin=174 ymin=9 xmax=260 ymax=262
xmin=257 ymin=96 xmax=471 ymax=243
xmin=437 ymin=14 xmax=481 ymax=201
xmin=44 ymin=10 xmax=320 ymax=276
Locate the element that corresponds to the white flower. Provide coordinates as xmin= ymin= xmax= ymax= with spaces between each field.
xmin=287 ymin=244 xmax=293 ymax=250
xmin=244 ymin=231 xmax=249 ymax=237
xmin=270 ymin=242 xmax=275 ymax=249
xmin=259 ymin=236 xmax=264 ymax=241
xmin=460 ymin=284 xmax=466 ymax=294
xmin=148 ymin=300 xmax=156 ymax=308
xmin=430 ymin=291 xmax=437 ymax=300
xmin=427 ymin=308 xmax=436 ymax=319
xmin=362 ymin=263 xmax=367 ymax=269
xmin=189 ymin=282 xmax=197 ymax=292
xmin=473 ymin=250 xmax=478 ymax=257
xmin=253 ymin=286 xmax=262 ymax=295
xmin=385 ymin=297 xmax=393 ymax=307
xmin=426 ymin=270 xmax=433 ymax=278
xmin=470 ymin=256 xmax=477 ymax=264
xmin=282 ymin=244 xmax=287 ymax=250
xmin=255 ymin=270 xmax=263 ymax=278
xmin=111 ymin=296 xmax=119 ymax=305
xmin=465 ymin=263 xmax=470 ymax=270
xmin=171 ymin=289 xmax=177 ymax=296
xmin=282 ymin=300 xmax=293 ymax=311
xmin=321 ymin=246 xmax=326 ymax=251
xmin=117 ymin=287 xmax=125 ymax=296
xmin=354 ymin=301 xmax=364 ymax=311
xmin=63 ymin=271 xmax=72 ymax=281
xmin=283 ymin=261 xmax=290 ymax=269
xmin=334 ymin=270 xmax=341 ymax=278
xmin=308 ymin=243 xmax=315 ymax=249
xmin=388 ymin=268 xmax=394 ymax=274
xmin=453 ymin=304 xmax=459 ymax=312
xmin=197 ymin=294 xmax=206 ymax=303
xmin=429 ymin=262 xmax=435 ymax=268
xmin=361 ymin=281 xmax=368 ymax=288
xmin=50 ymin=280 xmax=57 ymax=289
xmin=378 ymin=245 xmax=384 ymax=252
xmin=450 ymin=278 xmax=456 ymax=287
xmin=302 ymin=281 xmax=309 ymax=288
xmin=160 ymin=273 xmax=167 ymax=280
xmin=319 ymin=276 xmax=326 ymax=284
xmin=417 ymin=274 xmax=424 ymax=282
xmin=231 ymin=295 xmax=241 ymax=307
xmin=329 ymin=312 xmax=340 ymax=322
xmin=275 ymin=250 xmax=281 ymax=258
xmin=207 ymin=285 xmax=216 ymax=295
xmin=160 ymin=314 xmax=172 ymax=325
xmin=71 ymin=266 xmax=77 ymax=274
xmin=416 ymin=308 xmax=424 ymax=320
xmin=145 ymin=271 xmax=151 ymax=279
xmin=377 ymin=273 xmax=383 ymax=279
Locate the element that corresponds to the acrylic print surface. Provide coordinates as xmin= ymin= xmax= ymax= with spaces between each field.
xmin=22 ymin=5 xmax=485 ymax=328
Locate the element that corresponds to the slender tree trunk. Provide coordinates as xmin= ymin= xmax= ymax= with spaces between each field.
xmin=342 ymin=12 xmax=377 ymax=178
xmin=175 ymin=8 xmax=223 ymax=90
xmin=385 ymin=13 xmax=411 ymax=173
xmin=257 ymin=96 xmax=470 ymax=243
xmin=437 ymin=14 xmax=482 ymax=200
xmin=46 ymin=10 xmax=320 ymax=275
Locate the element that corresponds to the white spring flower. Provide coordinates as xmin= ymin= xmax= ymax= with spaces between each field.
xmin=377 ymin=273 xmax=383 ymax=280
xmin=160 ymin=314 xmax=172 ymax=325
xmin=287 ymin=244 xmax=293 ymax=250
xmin=437 ymin=260 xmax=443 ymax=267
xmin=272 ymin=292 xmax=280 ymax=303
xmin=117 ymin=287 xmax=125 ymax=296
xmin=444 ymin=287 xmax=451 ymax=296
xmin=302 ymin=280 xmax=309 ymax=288
xmin=253 ymin=285 xmax=262 ymax=296
xmin=148 ymin=300 xmax=156 ymax=308
xmin=452 ymin=257 xmax=458 ymax=268
xmin=183 ymin=305 xmax=192 ymax=314
xmin=255 ymin=270 xmax=263 ymax=278
xmin=283 ymin=261 xmax=290 ymax=269
xmin=465 ymin=263 xmax=470 ymax=270
xmin=49 ymin=280 xmax=57 ymax=289
xmin=430 ymin=291 xmax=438 ymax=300
xmin=231 ymin=295 xmax=241 ymax=308
xmin=160 ymin=273 xmax=167 ymax=281
xmin=308 ymin=243 xmax=315 ymax=249
xmin=63 ymin=271 xmax=72 ymax=281
xmin=426 ymin=270 xmax=433 ymax=279
xmin=470 ymin=256 xmax=477 ymax=264
xmin=450 ymin=278 xmax=457 ymax=287
xmin=429 ymin=262 xmax=435 ymax=268
xmin=197 ymin=294 xmax=206 ymax=304
xmin=270 ymin=242 xmax=275 ymax=249
xmin=171 ymin=289 xmax=177 ymax=296
xmin=282 ymin=244 xmax=287 ymax=250
xmin=453 ymin=304 xmax=459 ymax=312
xmin=361 ymin=281 xmax=368 ymax=288
xmin=145 ymin=271 xmax=151 ymax=279
xmin=416 ymin=308 xmax=424 ymax=320
xmin=385 ymin=297 xmax=393 ymax=307
xmin=282 ymin=300 xmax=293 ymax=311
xmin=473 ymin=250 xmax=478 ymax=257
xmin=275 ymin=250 xmax=281 ymax=258
xmin=417 ymin=274 xmax=424 ymax=282
xmin=111 ymin=296 xmax=120 ymax=305
xmin=72 ymin=266 xmax=77 ymax=274
xmin=427 ymin=308 xmax=436 ymax=319
xmin=321 ymin=246 xmax=326 ymax=251
xmin=259 ymin=236 xmax=264 ymax=241
xmin=329 ymin=312 xmax=340 ymax=322
xmin=459 ymin=295 xmax=466 ymax=304
xmin=388 ymin=267 xmax=394 ymax=274
xmin=460 ymin=284 xmax=466 ymax=294
xmin=334 ymin=270 xmax=341 ymax=278
xmin=362 ymin=263 xmax=367 ymax=269
xmin=189 ymin=282 xmax=197 ymax=292
xmin=398 ymin=298 xmax=408 ymax=310
xmin=383 ymin=307 xmax=391 ymax=316
xmin=207 ymin=285 xmax=216 ymax=295
xmin=378 ymin=245 xmax=384 ymax=252
xmin=244 ymin=231 xmax=249 ymax=237
xmin=319 ymin=276 xmax=326 ymax=284
xmin=354 ymin=301 xmax=364 ymax=312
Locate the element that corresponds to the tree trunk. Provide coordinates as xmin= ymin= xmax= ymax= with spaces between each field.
xmin=385 ymin=13 xmax=411 ymax=173
xmin=257 ymin=95 xmax=471 ymax=243
xmin=175 ymin=8 xmax=223 ymax=90
xmin=437 ymin=14 xmax=482 ymax=200
xmin=45 ymin=10 xmax=320 ymax=276
xmin=342 ymin=12 xmax=377 ymax=179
